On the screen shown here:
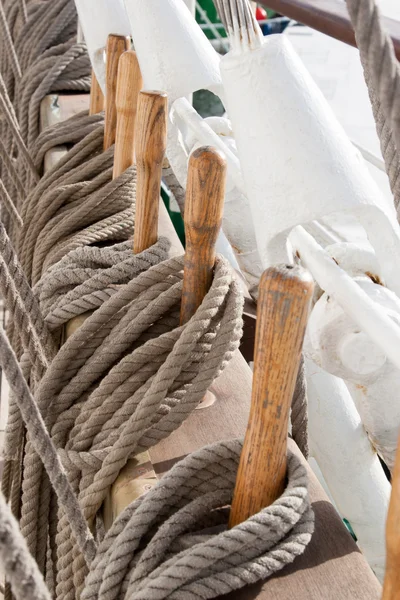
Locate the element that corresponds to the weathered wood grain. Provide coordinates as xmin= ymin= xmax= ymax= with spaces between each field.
xmin=180 ymin=146 xmax=226 ymax=324
xmin=229 ymin=264 xmax=314 ymax=527
xmin=113 ymin=51 xmax=142 ymax=178
xmin=104 ymin=34 xmax=131 ymax=150
xmin=89 ymin=69 xmax=105 ymax=115
xmin=133 ymin=91 xmax=167 ymax=254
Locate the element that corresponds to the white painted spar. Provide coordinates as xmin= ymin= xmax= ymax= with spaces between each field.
xmin=307 ymin=242 xmax=400 ymax=471
xmin=74 ymin=0 xmax=130 ymax=92
xmin=123 ymin=0 xmax=221 ymax=100
xmin=306 ymin=359 xmax=389 ymax=581
xmin=182 ymin=0 xmax=195 ymax=16
xmin=220 ymin=34 xmax=400 ymax=294
xmin=290 ymin=226 xmax=400 ymax=372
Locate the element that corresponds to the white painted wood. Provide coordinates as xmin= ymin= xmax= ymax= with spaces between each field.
xmin=306 ymin=359 xmax=389 ymax=581
xmin=171 ymin=99 xmax=244 ymax=190
xmin=182 ymin=0 xmax=195 ymax=16
xmin=123 ymin=0 xmax=262 ymax=284
xmin=306 ymin=242 xmax=400 ymax=470
xmin=220 ymin=34 xmax=400 ymax=295
xmin=123 ymin=0 xmax=222 ymax=100
xmin=290 ymin=226 xmax=400 ymax=371
xmin=74 ymin=0 xmax=130 ymax=92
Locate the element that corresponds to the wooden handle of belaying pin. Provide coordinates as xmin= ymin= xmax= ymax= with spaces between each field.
xmin=104 ymin=34 xmax=131 ymax=150
xmin=180 ymin=146 xmax=226 ymax=325
xmin=113 ymin=51 xmax=143 ymax=179
xmin=382 ymin=432 xmax=400 ymax=600
xmin=133 ymin=90 xmax=167 ymax=255
xmin=229 ymin=264 xmax=314 ymax=528
xmin=89 ymin=69 xmax=105 ymax=115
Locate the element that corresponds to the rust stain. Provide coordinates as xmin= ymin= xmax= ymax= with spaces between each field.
xmin=356 ymin=384 xmax=367 ymax=395
xmin=365 ymin=271 xmax=384 ymax=286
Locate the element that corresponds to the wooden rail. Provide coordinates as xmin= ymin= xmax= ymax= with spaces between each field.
xmin=260 ymin=0 xmax=400 ymax=60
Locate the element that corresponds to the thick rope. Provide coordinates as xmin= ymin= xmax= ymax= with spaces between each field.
xmin=346 ymin=0 xmax=400 ymax=209
xmin=0 ymin=220 xmax=57 ymax=376
xmin=0 ymin=491 xmax=50 ymax=600
xmin=0 ymin=0 xmax=21 ymax=80
xmin=17 ymin=125 xmax=135 ymax=286
xmin=0 ymin=89 xmax=39 ymax=180
xmin=19 ymin=254 xmax=242 ymax=597
xmin=0 ymin=325 xmax=96 ymax=566
xmin=0 ymin=0 xmax=90 ymax=236
xmin=291 ymin=357 xmax=309 ymax=459
xmin=36 ymin=238 xmax=171 ymax=330
xmin=0 ymin=178 xmax=22 ymax=228
xmin=83 ymin=441 xmax=314 ymax=600
xmin=0 ymin=5 xmax=315 ymax=598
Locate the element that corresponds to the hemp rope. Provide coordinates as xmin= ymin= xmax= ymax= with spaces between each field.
xmin=20 ymin=254 xmax=242 ymax=596
xmin=3 ymin=124 xmax=138 ymax=553
xmin=0 ymin=0 xmax=81 ymax=101
xmin=0 ymin=0 xmax=90 ymax=232
xmin=0 ymin=490 xmax=50 ymax=600
xmin=36 ymin=238 xmax=171 ymax=330
xmin=82 ymin=441 xmax=314 ymax=600
xmin=0 ymin=178 xmax=22 ymax=229
xmin=0 ymin=112 xmax=139 ymax=588
xmin=14 ymin=40 xmax=90 ymax=150
xmin=0 ymin=325 xmax=96 ymax=566
xmin=0 ymin=0 xmax=21 ymax=81
xmin=0 ymin=220 xmax=56 ymax=378
xmin=345 ymin=0 xmax=400 ymax=209
xmin=31 ymin=111 xmax=104 ymax=176
xmin=0 ymin=106 xmax=244 ymax=596
xmin=0 ymin=312 xmax=313 ymax=600
xmin=18 ymin=125 xmax=134 ymax=286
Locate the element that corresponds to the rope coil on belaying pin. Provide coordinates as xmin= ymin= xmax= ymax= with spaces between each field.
xmin=31 ymin=111 xmax=104 ymax=176
xmin=82 ymin=441 xmax=313 ymax=600
xmin=80 ymin=262 xmax=315 ymax=600
xmin=36 ymin=238 xmax=171 ymax=329
xmin=33 ymin=253 xmax=243 ymax=598
xmin=17 ymin=125 xmax=135 ymax=286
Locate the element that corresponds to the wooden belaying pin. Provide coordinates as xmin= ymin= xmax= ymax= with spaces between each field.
xmin=104 ymin=33 xmax=131 ymax=150
xmin=133 ymin=90 xmax=167 ymax=255
xmin=113 ymin=50 xmax=143 ymax=179
xmin=382 ymin=431 xmax=400 ymax=600
xmin=180 ymin=146 xmax=226 ymax=325
xmin=229 ymin=264 xmax=314 ymax=528
xmin=89 ymin=69 xmax=105 ymax=115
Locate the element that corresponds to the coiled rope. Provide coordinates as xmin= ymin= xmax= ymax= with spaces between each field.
xmin=21 ymin=254 xmax=242 ymax=596
xmin=82 ymin=441 xmax=314 ymax=600
xmin=0 ymin=313 xmax=313 ymax=600
xmin=0 ymin=0 xmax=91 ymax=237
